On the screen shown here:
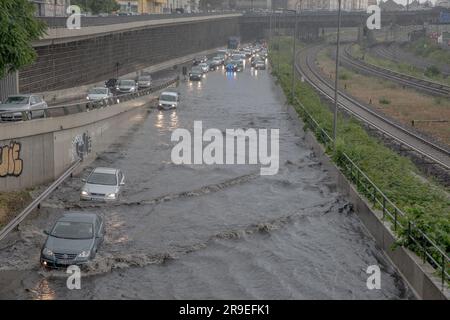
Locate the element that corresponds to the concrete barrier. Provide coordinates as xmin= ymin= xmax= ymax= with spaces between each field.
xmin=283 ymin=101 xmax=449 ymax=300
xmin=0 ymin=92 xmax=155 ymax=192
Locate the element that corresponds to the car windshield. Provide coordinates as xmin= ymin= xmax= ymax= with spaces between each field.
xmin=89 ymin=88 xmax=107 ymax=95
xmin=87 ymin=172 xmax=117 ymax=185
xmin=160 ymin=94 xmax=177 ymax=102
xmin=191 ymin=67 xmax=202 ymax=73
xmin=118 ymin=80 xmax=135 ymax=87
xmin=51 ymin=221 xmax=94 ymax=239
xmin=4 ymin=96 xmax=29 ymax=104
xmin=138 ymin=76 xmax=151 ymax=81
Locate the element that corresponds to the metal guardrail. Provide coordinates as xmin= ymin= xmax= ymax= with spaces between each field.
xmin=298 ymin=45 xmax=450 ymax=171
xmin=0 ymin=159 xmax=81 ymax=242
xmin=0 ymin=76 xmax=179 ymax=122
xmin=39 ymin=13 xmax=240 ymax=29
xmin=341 ymin=45 xmax=450 ymax=97
xmin=0 ymin=77 xmax=179 ymax=241
xmin=292 ymin=94 xmax=449 ymax=290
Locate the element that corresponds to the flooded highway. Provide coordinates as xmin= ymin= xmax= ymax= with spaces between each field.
xmin=0 ymin=63 xmax=413 ymax=299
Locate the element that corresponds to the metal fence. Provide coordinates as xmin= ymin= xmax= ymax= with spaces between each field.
xmin=0 ymin=72 xmax=19 ymax=103
xmin=0 ymin=76 xmax=179 ymax=122
xmin=38 ymin=12 xmax=239 ymax=29
xmin=292 ymin=95 xmax=449 ymax=290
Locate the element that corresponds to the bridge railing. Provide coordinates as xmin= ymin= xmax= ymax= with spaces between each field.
xmin=292 ymin=95 xmax=449 ymax=290
xmin=0 ymin=76 xmax=179 ymax=123
xmin=39 ymin=12 xmax=239 ymax=29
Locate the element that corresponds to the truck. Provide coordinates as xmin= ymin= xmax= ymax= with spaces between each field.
xmin=227 ymin=36 xmax=240 ymax=50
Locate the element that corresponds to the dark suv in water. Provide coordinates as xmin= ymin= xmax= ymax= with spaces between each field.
xmin=40 ymin=212 xmax=105 ymax=268
xmin=189 ymin=67 xmax=203 ymax=81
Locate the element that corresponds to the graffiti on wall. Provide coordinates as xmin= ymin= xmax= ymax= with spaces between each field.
xmin=0 ymin=141 xmax=23 ymax=177
xmin=71 ymin=132 xmax=92 ymax=162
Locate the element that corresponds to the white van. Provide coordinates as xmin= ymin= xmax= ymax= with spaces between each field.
xmin=158 ymin=91 xmax=179 ymax=110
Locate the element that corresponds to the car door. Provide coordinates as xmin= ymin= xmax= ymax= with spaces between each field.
xmin=118 ymin=171 xmax=125 ymax=195
xmin=34 ymin=96 xmax=46 ymax=117
xmin=95 ymin=216 xmax=104 ymax=247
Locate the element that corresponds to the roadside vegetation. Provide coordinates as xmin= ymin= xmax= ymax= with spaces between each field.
xmin=350 ymin=43 xmax=450 ymax=87
xmin=320 ymin=46 xmax=450 ymax=146
xmin=269 ymin=37 xmax=449 ymax=274
xmin=407 ymin=37 xmax=450 ymax=67
xmin=0 ymin=191 xmax=31 ymax=229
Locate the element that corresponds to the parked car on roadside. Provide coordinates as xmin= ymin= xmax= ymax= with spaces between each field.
xmin=137 ymin=75 xmax=152 ymax=89
xmin=254 ymin=60 xmax=266 ymax=70
xmin=0 ymin=94 xmax=48 ymax=121
xmin=207 ymin=59 xmax=221 ymax=71
xmin=158 ymin=91 xmax=180 ymax=110
xmin=115 ymin=79 xmax=138 ymax=94
xmin=189 ymin=66 xmax=204 ymax=81
xmin=193 ymin=56 xmax=207 ymax=65
xmin=232 ymin=60 xmax=244 ymax=72
xmin=86 ymin=87 xmax=113 ymax=101
xmin=225 ymin=62 xmax=238 ymax=72
xmin=80 ymin=167 xmax=125 ymax=201
xmin=198 ymin=63 xmax=209 ymax=73
xmin=104 ymin=78 xmax=118 ymax=93
xmin=40 ymin=212 xmax=104 ymax=268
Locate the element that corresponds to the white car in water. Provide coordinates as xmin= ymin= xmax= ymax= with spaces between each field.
xmin=80 ymin=167 xmax=125 ymax=201
xmin=86 ymin=87 xmax=113 ymax=101
xmin=158 ymin=91 xmax=179 ymax=110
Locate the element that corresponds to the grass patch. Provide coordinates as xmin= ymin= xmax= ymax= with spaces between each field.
xmin=379 ymin=97 xmax=391 ymax=105
xmin=270 ymin=37 xmax=449 ymax=274
xmin=0 ymin=191 xmax=32 ymax=229
xmin=350 ymin=43 xmax=450 ymax=87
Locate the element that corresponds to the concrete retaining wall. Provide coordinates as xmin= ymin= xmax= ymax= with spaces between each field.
xmin=20 ymin=16 xmax=240 ymax=94
xmin=284 ymin=102 xmax=449 ymax=300
xmin=0 ymin=93 xmax=154 ymax=192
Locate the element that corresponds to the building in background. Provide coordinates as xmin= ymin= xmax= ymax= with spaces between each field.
xmin=30 ymin=0 xmax=68 ymax=16
xmin=288 ymin=0 xmax=369 ymax=11
xmin=117 ymin=0 xmax=138 ymax=13
xmin=379 ymin=0 xmax=404 ymax=11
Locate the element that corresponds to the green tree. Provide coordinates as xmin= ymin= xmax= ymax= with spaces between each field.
xmin=72 ymin=0 xmax=120 ymax=15
xmin=0 ymin=0 xmax=46 ymax=77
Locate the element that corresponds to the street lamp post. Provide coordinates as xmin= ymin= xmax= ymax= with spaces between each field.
xmin=333 ymin=0 xmax=342 ymax=150
xmin=269 ymin=11 xmax=272 ymax=49
xmin=277 ymin=12 xmax=281 ymax=75
xmin=291 ymin=0 xmax=302 ymax=102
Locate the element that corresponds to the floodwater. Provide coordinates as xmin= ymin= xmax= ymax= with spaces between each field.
xmin=0 ymin=62 xmax=413 ymax=299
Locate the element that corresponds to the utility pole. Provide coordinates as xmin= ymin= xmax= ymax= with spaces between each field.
xmin=277 ymin=12 xmax=281 ymax=75
xmin=333 ymin=0 xmax=342 ymax=149
xmin=291 ymin=0 xmax=302 ymax=102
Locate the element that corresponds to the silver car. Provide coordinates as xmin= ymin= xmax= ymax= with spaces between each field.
xmin=0 ymin=94 xmax=48 ymax=121
xmin=137 ymin=75 xmax=152 ymax=89
xmin=40 ymin=212 xmax=104 ymax=268
xmin=80 ymin=167 xmax=125 ymax=201
xmin=115 ymin=79 xmax=138 ymax=94
xmin=87 ymin=87 xmax=113 ymax=101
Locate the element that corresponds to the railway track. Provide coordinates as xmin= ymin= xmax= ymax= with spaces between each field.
xmin=371 ymin=43 xmax=450 ymax=78
xmin=339 ymin=44 xmax=450 ymax=97
xmin=296 ymin=44 xmax=450 ymax=172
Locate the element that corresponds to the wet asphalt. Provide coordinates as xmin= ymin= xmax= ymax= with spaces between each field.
xmin=0 ymin=61 xmax=413 ymax=300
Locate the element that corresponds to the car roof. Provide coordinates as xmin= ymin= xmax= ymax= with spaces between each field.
xmin=92 ymin=167 xmax=119 ymax=174
xmin=59 ymin=212 xmax=98 ymax=223
xmin=8 ymin=94 xmax=33 ymax=98
xmin=160 ymin=91 xmax=178 ymax=96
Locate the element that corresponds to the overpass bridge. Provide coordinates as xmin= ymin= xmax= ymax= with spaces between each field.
xmin=16 ymin=9 xmax=447 ymax=95
xmin=0 ymin=9 xmax=448 ymax=301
